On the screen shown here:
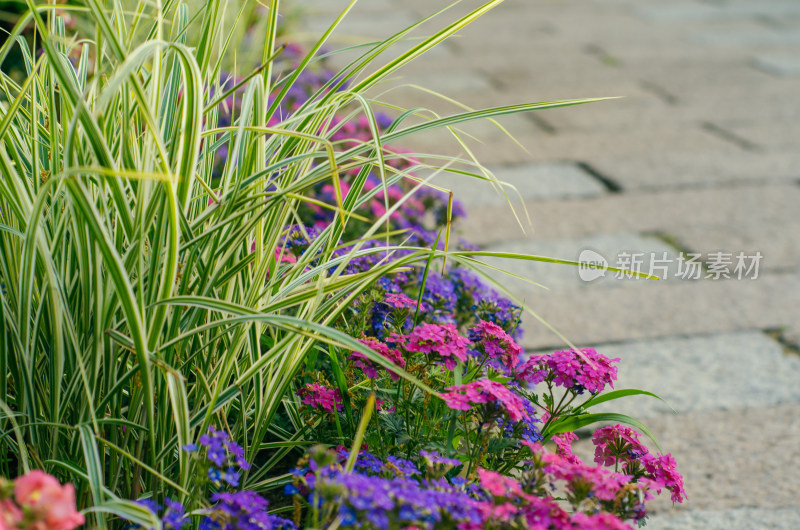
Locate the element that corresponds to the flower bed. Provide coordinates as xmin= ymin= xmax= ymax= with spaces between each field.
xmin=0 ymin=1 xmax=682 ymax=529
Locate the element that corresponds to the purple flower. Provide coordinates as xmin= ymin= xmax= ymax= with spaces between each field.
xmin=206 ymin=491 xmax=296 ymax=530
xmin=222 ymin=467 xmax=241 ymax=487
xmin=163 ymin=498 xmax=187 ymax=530
xmin=224 ymin=440 xmax=251 ymax=471
xmin=386 ymin=456 xmax=420 ymax=477
xmin=284 ymin=484 xmax=299 ymax=495
xmin=419 ymin=450 xmax=461 ymax=468
xmin=468 ymin=320 xmax=523 ymax=373
xmin=130 ymin=498 xmax=187 ymax=530
xmin=417 ymin=271 xmax=457 ymax=322
xmin=314 ymin=470 xmax=481 ymax=528
xmin=134 ymin=499 xmax=161 ymax=516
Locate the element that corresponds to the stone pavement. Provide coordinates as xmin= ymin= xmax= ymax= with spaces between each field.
xmin=294 ymin=0 xmax=800 ymax=527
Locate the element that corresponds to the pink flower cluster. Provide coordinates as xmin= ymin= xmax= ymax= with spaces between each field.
xmin=476 ymin=468 xmax=534 ymax=501
xmin=298 ymin=383 xmax=343 ymax=413
xmin=468 ymin=320 xmax=522 ymax=372
xmin=643 ymin=453 xmax=686 ymax=504
xmin=248 ymin=243 xmax=297 ymax=264
xmin=540 ymin=449 xmax=632 ymax=503
xmin=592 ymin=424 xmax=649 ymax=467
xmin=440 ymin=379 xmax=530 ymax=422
xmin=463 ymin=464 xmax=633 ymax=530
xmin=592 ymin=424 xmax=686 ymax=504
xmin=516 ymin=347 xmax=620 ymax=394
xmin=550 ymin=430 xmax=582 ymax=465
xmin=389 ymin=323 xmax=470 ymax=370
xmin=382 ymin=292 xmax=417 ymax=309
xmin=1 ymin=471 xmax=84 ymax=530
xmin=349 ymin=338 xmax=406 ymax=381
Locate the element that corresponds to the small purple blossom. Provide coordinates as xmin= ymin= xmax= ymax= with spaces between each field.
xmin=163 ymin=498 xmax=188 ymax=530
xmin=204 ymin=491 xmax=296 ymax=530
xmin=419 ymin=450 xmax=460 ymax=468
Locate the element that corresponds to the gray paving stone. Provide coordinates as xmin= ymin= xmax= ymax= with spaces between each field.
xmin=374 ymin=69 xmax=510 ymax=111
xmin=636 ymin=2 xmax=800 ymax=22
xmin=782 ymin=325 xmax=800 ymax=351
xmin=634 ymin=60 xmax=774 ymax=96
xmin=753 ymin=54 xmax=800 ymax=77
xmin=300 ymin=12 xmax=435 ymax=40
xmin=647 ymin=506 xmax=800 ymax=530
xmin=517 ymin=129 xmax=737 ymax=167
xmin=293 ymin=0 xmax=397 ymax=13
xmin=472 ymin=52 xmax=638 ymax=94
xmin=534 ymin=94 xmax=682 ymax=132
xmin=717 ymin=0 xmax=800 ymax=18
xmin=515 ymin=272 xmax=800 ymax=350
xmin=571 ymin=403 xmax=800 ymax=512
xmin=672 ymin=220 xmax=800 ymax=273
xmin=634 ymin=4 xmax=727 ymax=23
xmin=585 ymin=150 xmax=800 ymax=190
xmin=391 ymin=118 xmax=544 ymax=165
xmin=585 ymin=332 xmax=800 ymax=418
xmin=296 ymin=8 xmax=455 ymax=74
xmin=593 ymin=23 xmax=758 ymax=63
xmin=710 ymin=122 xmax=800 ymax=152
xmin=547 ymin=8 xmax=672 ymax=45
xmin=481 ymin=233 xmax=684 ymax=293
xmin=433 ymin=162 xmax=606 ymax=208
xmin=690 ymin=28 xmax=800 ymax=48
xmin=387 ymin=70 xmax=492 ymax=95
xmin=454 ymin=183 xmax=800 ymax=246
xmin=674 ymin=79 xmax=800 ymax=113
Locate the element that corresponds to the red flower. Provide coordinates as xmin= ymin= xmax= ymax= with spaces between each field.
xmin=13 ymin=471 xmax=85 ymax=530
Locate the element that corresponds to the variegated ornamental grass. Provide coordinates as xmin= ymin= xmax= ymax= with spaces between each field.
xmin=0 ymin=0 xmax=625 ymax=524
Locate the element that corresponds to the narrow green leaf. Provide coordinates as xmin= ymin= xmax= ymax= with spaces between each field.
xmin=545 ymin=413 xmax=662 ymax=453
xmin=579 ymin=389 xmax=675 ymax=414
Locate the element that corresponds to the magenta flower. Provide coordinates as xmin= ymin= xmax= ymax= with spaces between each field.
xmin=349 ymin=338 xmax=405 ymax=381
xmin=274 ymin=246 xmax=297 ymax=264
xmin=551 ymin=431 xmax=582 ymax=465
xmin=468 ymin=320 xmax=522 ymax=372
xmin=591 ymin=425 xmax=686 ymax=504
xmin=382 ymin=292 xmax=417 ymax=309
xmin=376 ymin=399 xmax=395 ymax=413
xmin=592 ymin=424 xmax=649 ymax=467
xmin=389 ymin=323 xmax=469 ymax=370
xmin=516 ymin=347 xmax=620 ymax=394
xmin=540 ymin=450 xmax=631 ymax=503
xmin=298 ymin=383 xmax=343 ymax=413
xmin=440 ymin=379 xmax=531 ymax=422
xmin=571 ymin=512 xmax=633 ymax=529
xmin=642 ymin=453 xmax=687 ymax=503
xmin=477 ymin=468 xmax=534 ymax=501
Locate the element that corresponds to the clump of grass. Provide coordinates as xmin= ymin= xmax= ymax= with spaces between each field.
xmin=0 ymin=0 xmax=606 ymax=522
